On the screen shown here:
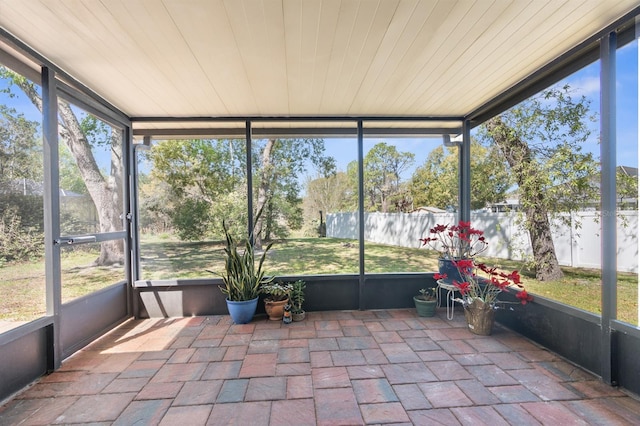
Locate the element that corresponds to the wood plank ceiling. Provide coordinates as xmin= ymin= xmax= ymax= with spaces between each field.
xmin=0 ymin=0 xmax=638 ymax=134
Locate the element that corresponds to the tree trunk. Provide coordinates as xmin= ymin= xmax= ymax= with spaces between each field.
xmin=58 ymin=103 xmax=124 ymax=265
xmin=380 ymin=188 xmax=389 ymax=213
xmin=254 ymin=139 xmax=276 ymax=250
xmin=265 ymin=198 xmax=274 ymax=241
xmin=486 ymin=117 xmax=563 ymax=281
xmin=18 ymin=79 xmax=124 ymax=265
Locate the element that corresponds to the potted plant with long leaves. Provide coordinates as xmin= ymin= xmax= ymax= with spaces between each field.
xmin=218 ymin=219 xmax=274 ymax=324
xmin=289 ymin=279 xmax=306 ymax=321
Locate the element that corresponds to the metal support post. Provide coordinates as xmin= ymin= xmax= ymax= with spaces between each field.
xmin=458 ymin=120 xmax=472 ymax=223
xmin=358 ymin=120 xmax=365 ymax=310
xmin=42 ymin=66 xmax=62 ymax=371
xmin=246 ymin=121 xmax=254 ymax=243
xmin=600 ymin=31 xmax=618 ymax=386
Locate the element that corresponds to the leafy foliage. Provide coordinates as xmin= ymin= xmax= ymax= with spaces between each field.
xmin=260 ymin=281 xmax=292 ymax=302
xmin=137 ymin=175 xmax=172 ymax=233
xmin=2 ymin=65 xmax=125 ymax=266
xmin=253 ymin=138 xmax=332 ymax=242
xmin=616 ymin=168 xmax=638 ymax=209
xmin=480 ymin=85 xmax=598 ymax=215
xmin=79 ymin=115 xmax=113 ymax=148
xmin=58 ymin=145 xmax=88 ymax=195
xmin=289 ymin=279 xmax=306 ymax=313
xmin=410 ymin=146 xmax=456 ymax=210
xmin=303 ymin=171 xmax=352 ymax=236
xmin=172 ymin=198 xmax=211 ymax=240
xmin=481 ymin=85 xmax=597 ymax=281
xmin=0 ymin=194 xmax=43 ymax=231
xmin=410 ymin=141 xmax=511 ymax=210
xmin=146 ymin=137 xmax=333 ymax=242
xmin=0 ymin=207 xmax=43 ymax=263
xmin=0 ymin=104 xmax=41 ymax=188
xmin=416 ymin=287 xmax=436 ymax=301
xmin=363 ymin=142 xmax=415 ymax=212
xmin=147 ymin=138 xmax=246 ymax=239
xmin=345 ymin=142 xmax=415 ymax=212
xmin=305 ymin=171 xmax=352 ymax=211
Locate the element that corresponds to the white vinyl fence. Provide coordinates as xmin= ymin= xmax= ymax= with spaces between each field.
xmin=326 ymin=211 xmax=638 ymax=273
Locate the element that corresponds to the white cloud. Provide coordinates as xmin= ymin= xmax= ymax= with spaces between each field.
xmin=551 ymin=75 xmax=600 ymax=100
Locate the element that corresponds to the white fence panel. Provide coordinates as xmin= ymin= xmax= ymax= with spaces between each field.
xmin=616 ymin=212 xmax=639 ymax=272
xmin=326 ymin=211 xmax=638 ymax=273
xmin=574 ymin=212 xmax=603 ymax=269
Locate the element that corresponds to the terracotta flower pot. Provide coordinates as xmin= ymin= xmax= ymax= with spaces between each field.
xmin=264 ymin=299 xmax=289 ymax=321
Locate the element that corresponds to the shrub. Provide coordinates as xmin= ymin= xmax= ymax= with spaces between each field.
xmin=0 ymin=194 xmax=43 ymax=231
xmin=0 ymin=207 xmax=44 ymax=263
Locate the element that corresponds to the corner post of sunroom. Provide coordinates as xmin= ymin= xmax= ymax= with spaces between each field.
xmin=600 ymin=29 xmax=618 ymax=386
xmin=42 ymin=65 xmax=62 ymax=371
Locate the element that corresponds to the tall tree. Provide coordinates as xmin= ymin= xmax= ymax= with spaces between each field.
xmin=410 ymin=146 xmax=457 ymax=210
xmin=148 ymin=138 xmax=245 ymax=240
xmin=303 ymin=166 xmax=352 ymax=236
xmin=410 ymin=141 xmax=511 ymax=210
xmin=482 ymin=85 xmax=597 ymax=281
xmin=0 ymin=104 xmax=42 ymax=190
xmin=147 ymin=137 xmax=333 ymax=247
xmin=353 ymin=142 xmax=415 ymax=212
xmin=2 ymin=67 xmax=124 ymax=265
xmin=304 ymin=171 xmax=352 ymax=216
xmin=254 ymin=139 xmax=276 ymax=249
xmin=253 ymin=138 xmax=332 ymax=248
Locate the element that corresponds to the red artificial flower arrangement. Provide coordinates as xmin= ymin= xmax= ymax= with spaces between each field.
xmin=435 ymin=259 xmax=533 ymax=308
xmin=420 ymin=221 xmax=488 ymax=259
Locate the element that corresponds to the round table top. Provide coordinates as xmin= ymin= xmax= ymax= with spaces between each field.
xmin=436 ymin=279 xmax=458 ymax=291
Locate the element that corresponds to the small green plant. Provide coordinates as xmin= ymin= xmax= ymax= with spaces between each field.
xmin=218 ymin=220 xmax=274 ymax=301
xmin=289 ymin=280 xmax=306 ymax=314
xmin=261 ymin=281 xmax=292 ymax=302
xmin=416 ymin=287 xmax=437 ymax=301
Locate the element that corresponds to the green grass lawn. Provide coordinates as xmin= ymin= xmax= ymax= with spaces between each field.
xmin=1 ymin=236 xmax=638 ymax=326
xmin=0 ymin=248 xmax=126 ymax=321
xmin=139 ymin=237 xmax=441 ymax=279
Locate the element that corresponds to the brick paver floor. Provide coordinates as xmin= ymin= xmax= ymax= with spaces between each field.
xmin=1 ymin=309 xmax=640 ymax=425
